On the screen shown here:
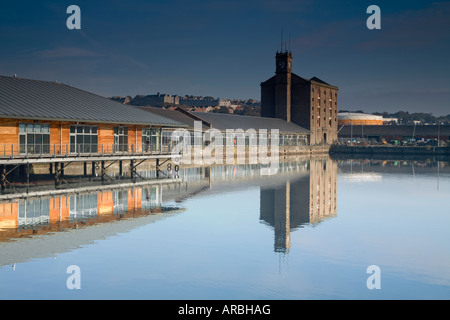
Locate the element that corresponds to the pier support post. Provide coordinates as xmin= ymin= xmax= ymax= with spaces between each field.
xmin=84 ymin=162 xmax=87 ymax=177
xmin=130 ymin=159 xmax=135 ymax=179
xmin=1 ymin=165 xmax=5 ymax=193
xmin=101 ymin=161 xmax=105 ymax=182
xmin=156 ymin=158 xmax=160 ymax=178
xmin=26 ymin=163 xmax=30 ymax=193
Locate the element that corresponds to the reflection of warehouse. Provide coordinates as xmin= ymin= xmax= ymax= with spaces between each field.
xmin=259 ymin=157 xmax=337 ymax=253
xmin=0 ymin=182 xmax=183 ymax=246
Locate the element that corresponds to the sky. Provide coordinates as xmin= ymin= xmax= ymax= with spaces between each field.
xmin=0 ymin=0 xmax=449 ymax=115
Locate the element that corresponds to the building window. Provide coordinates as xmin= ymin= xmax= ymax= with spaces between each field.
xmin=70 ymin=125 xmax=98 ymax=154
xmin=19 ymin=123 xmax=50 ymax=154
xmin=18 ymin=198 xmax=50 ymax=228
xmin=142 ymin=128 xmax=161 ymax=153
xmin=113 ymin=190 xmax=128 ymax=214
xmin=69 ymin=193 xmax=98 ymax=220
xmin=114 ymin=126 xmax=128 ymax=152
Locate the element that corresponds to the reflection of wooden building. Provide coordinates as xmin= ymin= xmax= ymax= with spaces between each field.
xmin=259 ymin=158 xmax=337 ymax=253
xmin=0 ymin=184 xmax=168 ymax=243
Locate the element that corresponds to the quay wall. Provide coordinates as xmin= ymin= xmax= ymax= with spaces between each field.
xmin=330 ymin=145 xmax=450 ymax=156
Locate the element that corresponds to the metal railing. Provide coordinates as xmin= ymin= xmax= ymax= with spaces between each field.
xmin=0 ymin=143 xmax=174 ymax=158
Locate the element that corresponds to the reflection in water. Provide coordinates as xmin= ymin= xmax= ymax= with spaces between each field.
xmin=0 ymin=157 xmax=335 ymax=264
xmin=3 ymin=157 xmax=443 ymax=260
xmin=0 ymin=184 xmax=176 ymax=245
xmin=1 ymin=156 xmax=449 ymax=299
xmin=260 ymin=158 xmax=337 ymax=253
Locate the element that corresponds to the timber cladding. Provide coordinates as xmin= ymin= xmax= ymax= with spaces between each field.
xmin=0 ymin=118 xmax=151 ymax=155
xmin=0 ymin=118 xmax=19 ymax=145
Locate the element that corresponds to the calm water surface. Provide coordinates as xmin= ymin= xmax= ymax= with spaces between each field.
xmin=0 ymin=156 xmax=449 ymax=300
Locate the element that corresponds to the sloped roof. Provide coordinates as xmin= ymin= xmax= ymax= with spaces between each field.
xmin=134 ymin=106 xmax=209 ymax=129
xmin=261 ymin=73 xmax=338 ymax=90
xmin=0 ymin=75 xmax=186 ymax=127
xmin=191 ymin=112 xmax=310 ymax=134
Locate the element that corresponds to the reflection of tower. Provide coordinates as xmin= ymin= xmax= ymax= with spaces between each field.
xmin=260 ymin=179 xmax=310 ymax=253
xmin=309 ymin=158 xmax=337 ymax=224
xmin=260 ymin=182 xmax=290 ymax=253
xmin=260 ymin=158 xmax=337 ymax=253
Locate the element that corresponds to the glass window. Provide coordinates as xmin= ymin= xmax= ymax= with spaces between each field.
xmin=114 ymin=126 xmax=128 ymax=152
xmin=19 ymin=123 xmax=50 ymax=155
xmin=70 ymin=125 xmax=98 ymax=154
xmin=142 ymin=128 xmax=161 ymax=153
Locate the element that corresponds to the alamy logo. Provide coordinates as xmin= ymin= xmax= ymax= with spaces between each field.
xmin=66 ymin=5 xmax=81 ymax=30
xmin=366 ymin=265 xmax=381 ymax=290
xmin=366 ymin=5 xmax=381 ymax=30
xmin=170 ymin=121 xmax=280 ymax=175
xmin=66 ymin=265 xmax=81 ymax=290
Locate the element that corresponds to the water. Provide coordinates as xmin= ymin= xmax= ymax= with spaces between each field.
xmin=0 ymin=156 xmax=449 ymax=300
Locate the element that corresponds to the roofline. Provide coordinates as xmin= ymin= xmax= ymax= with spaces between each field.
xmin=174 ymin=107 xmax=212 ymax=128
xmin=0 ymin=115 xmax=188 ymax=127
xmin=260 ymin=73 xmax=338 ymax=90
xmin=310 ymin=79 xmax=339 ymax=90
xmin=189 ymin=112 xmax=310 ymax=134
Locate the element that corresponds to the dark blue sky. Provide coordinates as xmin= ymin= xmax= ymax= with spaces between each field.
xmin=1 ymin=0 xmax=449 ymax=115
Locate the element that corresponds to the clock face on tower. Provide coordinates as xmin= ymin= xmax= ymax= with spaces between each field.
xmin=279 ymin=61 xmax=285 ymax=68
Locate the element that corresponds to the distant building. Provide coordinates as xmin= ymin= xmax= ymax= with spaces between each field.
xmin=261 ymin=50 xmax=339 ymax=145
xmin=338 ymin=112 xmax=398 ymax=126
xmin=338 ymin=124 xmax=450 ymax=142
xmin=146 ymin=92 xmax=179 ymax=106
xmin=181 ymin=97 xmax=231 ymax=108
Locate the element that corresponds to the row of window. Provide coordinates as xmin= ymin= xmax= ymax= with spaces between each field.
xmin=17 ymin=123 xmax=310 ymax=155
xmin=18 ymin=123 xmax=165 ymax=155
xmin=173 ymin=132 xmax=309 ymax=147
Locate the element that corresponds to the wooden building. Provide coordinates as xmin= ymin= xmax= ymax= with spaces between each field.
xmin=0 ymin=75 xmax=187 ymax=158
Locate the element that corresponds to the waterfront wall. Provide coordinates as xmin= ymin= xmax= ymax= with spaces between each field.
xmin=330 ymin=145 xmax=450 ymax=156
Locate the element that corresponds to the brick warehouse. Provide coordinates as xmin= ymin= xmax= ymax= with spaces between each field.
xmin=261 ymin=50 xmax=339 ymax=145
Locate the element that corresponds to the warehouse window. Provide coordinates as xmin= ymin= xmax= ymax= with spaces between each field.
xmin=142 ymin=128 xmax=161 ymax=153
xmin=70 ymin=125 xmax=98 ymax=154
xmin=19 ymin=123 xmax=50 ymax=155
xmin=114 ymin=126 xmax=128 ymax=152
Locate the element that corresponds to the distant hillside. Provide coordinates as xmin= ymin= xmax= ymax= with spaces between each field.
xmin=110 ymin=94 xmax=261 ymax=116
